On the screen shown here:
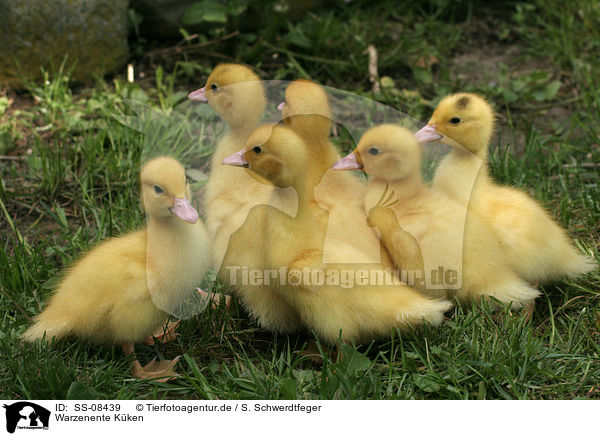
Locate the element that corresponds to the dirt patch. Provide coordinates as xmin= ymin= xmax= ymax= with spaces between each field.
xmin=449 ymin=34 xmax=573 ymax=152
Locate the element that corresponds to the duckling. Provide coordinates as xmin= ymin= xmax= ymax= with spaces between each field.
xmin=223 ymin=124 xmax=451 ymax=344
xmin=189 ymin=64 xmax=270 ymax=264
xmin=415 ymin=93 xmax=595 ymax=283
xmin=334 ymin=125 xmax=540 ymax=307
xmin=22 ymin=156 xmax=211 ymax=382
xmin=279 ymin=79 xmax=383 ymax=265
xmin=189 ymin=63 xmax=299 ymax=332
xmin=279 ymin=80 xmax=344 ymax=192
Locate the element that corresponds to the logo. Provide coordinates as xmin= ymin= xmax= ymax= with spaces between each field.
xmin=3 ymin=402 xmax=50 ymax=434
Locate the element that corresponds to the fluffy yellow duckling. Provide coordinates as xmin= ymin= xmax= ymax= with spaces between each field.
xmin=223 ymin=124 xmax=451 ymax=344
xmin=279 ymin=79 xmax=383 ymax=265
xmin=22 ymin=156 xmax=211 ymax=382
xmin=189 ymin=63 xmax=299 ymax=332
xmin=334 ymin=125 xmax=540 ymax=307
xmin=415 ymin=93 xmax=595 ymax=283
xmin=279 ymin=79 xmax=346 ymax=194
xmin=189 ymin=64 xmax=270 ymax=263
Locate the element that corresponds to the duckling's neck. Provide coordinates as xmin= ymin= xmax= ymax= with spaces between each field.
xmin=290 ymin=172 xmax=322 ymax=218
xmin=310 ymin=138 xmax=338 ymax=176
xmin=446 ymin=145 xmax=490 ymax=178
xmin=145 ymin=215 xmax=207 ymax=312
xmin=146 ymin=215 xmax=200 ymax=251
xmin=383 ymin=171 xmax=425 ymax=201
xmin=434 ymin=146 xmax=489 ymax=202
xmin=213 ymin=124 xmax=259 ymax=166
xmin=229 ymin=123 xmax=258 ymax=143
xmin=450 ymin=140 xmax=489 ymax=161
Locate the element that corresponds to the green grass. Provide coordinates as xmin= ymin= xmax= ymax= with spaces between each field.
xmin=1 ymin=0 xmax=599 ymax=400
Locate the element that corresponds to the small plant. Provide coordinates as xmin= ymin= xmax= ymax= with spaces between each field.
xmin=479 ymin=65 xmax=562 ymax=108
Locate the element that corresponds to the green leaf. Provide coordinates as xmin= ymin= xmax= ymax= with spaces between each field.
xmin=66 ymin=382 xmax=98 ymax=400
xmin=502 ymin=88 xmax=518 ymax=103
xmin=283 ymin=25 xmax=311 ymax=49
xmin=405 ymin=351 xmax=420 ymax=360
xmin=155 ymin=66 xmax=163 ymax=88
xmin=412 ymin=374 xmax=441 ymax=392
xmin=477 ymin=381 xmax=487 ymax=399
xmin=186 ymin=168 xmax=208 ymax=182
xmin=241 ymin=33 xmax=257 ymax=43
xmin=54 ymin=204 xmax=68 ymax=228
xmin=413 ymin=68 xmax=432 ymax=85
xmin=380 ymin=76 xmax=396 ymax=89
xmin=292 ymin=369 xmax=314 ymax=384
xmin=446 ymin=385 xmax=461 ymax=394
xmin=0 ymin=96 xmax=11 ymax=115
xmin=511 ymin=80 xmax=527 ymax=93
xmin=279 ymin=378 xmax=297 ymax=400
xmin=208 ymin=361 xmax=219 ymax=373
xmin=531 ymin=90 xmax=546 ymax=102
xmin=529 ymin=70 xmax=548 ymax=82
xmin=544 ymin=80 xmax=561 ymax=100
xmin=182 ymin=1 xmax=228 ymax=26
xmin=41 ymin=274 xmax=61 ymax=290
xmin=129 ymin=87 xmax=149 ymax=103
xmin=339 ymin=344 xmax=371 ymax=375
xmin=429 ymin=344 xmax=443 ymax=355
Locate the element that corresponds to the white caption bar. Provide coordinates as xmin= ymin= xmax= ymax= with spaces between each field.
xmin=0 ymin=400 xmax=597 ymax=435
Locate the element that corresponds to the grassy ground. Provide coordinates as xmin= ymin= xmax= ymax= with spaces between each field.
xmin=1 ymin=0 xmax=599 ymax=399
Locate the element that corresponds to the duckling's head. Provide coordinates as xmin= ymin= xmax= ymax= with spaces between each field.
xmin=222 ymin=124 xmax=309 ymax=189
xmin=333 ymin=124 xmax=421 ymax=181
xmin=140 ymin=156 xmax=198 ymax=223
xmin=415 ymin=93 xmax=495 ymax=157
xmin=188 ymin=63 xmax=266 ymax=129
xmin=279 ymin=79 xmax=331 ymax=140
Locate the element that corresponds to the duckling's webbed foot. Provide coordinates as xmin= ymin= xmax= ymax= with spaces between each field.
xmin=142 ymin=320 xmax=180 ymax=345
xmin=131 ymin=356 xmax=181 ymax=383
xmin=523 ymin=300 xmax=535 ymax=322
xmin=491 ymin=300 xmax=536 ymax=323
xmin=197 ymin=288 xmax=232 ymax=310
xmin=296 ymin=340 xmax=342 ymax=365
xmin=122 ymin=343 xmax=181 ymax=383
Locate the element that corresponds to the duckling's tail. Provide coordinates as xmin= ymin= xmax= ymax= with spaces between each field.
xmin=487 ymin=280 xmax=540 ymax=309
xmin=564 ymin=253 xmax=596 ymax=279
xmin=21 ymin=313 xmax=70 ymax=343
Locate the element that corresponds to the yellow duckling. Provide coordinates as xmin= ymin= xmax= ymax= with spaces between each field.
xmin=22 ymin=156 xmax=211 ymax=382
xmin=223 ymin=124 xmax=451 ymax=344
xmin=189 ymin=64 xmax=270 ymax=265
xmin=279 ymin=79 xmax=383 ymax=265
xmin=279 ymin=79 xmax=347 ymax=196
xmin=334 ymin=125 xmax=540 ymax=308
xmin=415 ymin=93 xmax=595 ymax=283
xmin=189 ymin=63 xmax=300 ymax=332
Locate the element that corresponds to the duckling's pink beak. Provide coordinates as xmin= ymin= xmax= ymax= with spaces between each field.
xmin=170 ymin=197 xmax=199 ymax=223
xmin=277 ymin=102 xmax=285 ymax=111
xmin=222 ymin=149 xmax=249 ymax=167
xmin=414 ymin=124 xmax=442 ymax=143
xmin=332 ymin=153 xmax=363 ymax=171
xmin=188 ymin=87 xmax=207 ymax=102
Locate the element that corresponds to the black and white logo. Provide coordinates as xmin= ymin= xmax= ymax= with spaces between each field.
xmin=3 ymin=402 xmax=50 ymax=434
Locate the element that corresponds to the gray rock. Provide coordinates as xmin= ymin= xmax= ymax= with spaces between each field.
xmin=0 ymin=0 xmax=129 ymax=87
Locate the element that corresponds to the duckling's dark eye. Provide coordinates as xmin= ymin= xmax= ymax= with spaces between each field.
xmin=253 ymin=146 xmax=262 ymax=154
xmin=211 ymin=83 xmax=219 ymax=92
xmin=154 ymin=185 xmax=164 ymax=194
xmin=368 ymin=147 xmax=380 ymax=155
xmin=449 ymin=117 xmax=461 ymax=124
